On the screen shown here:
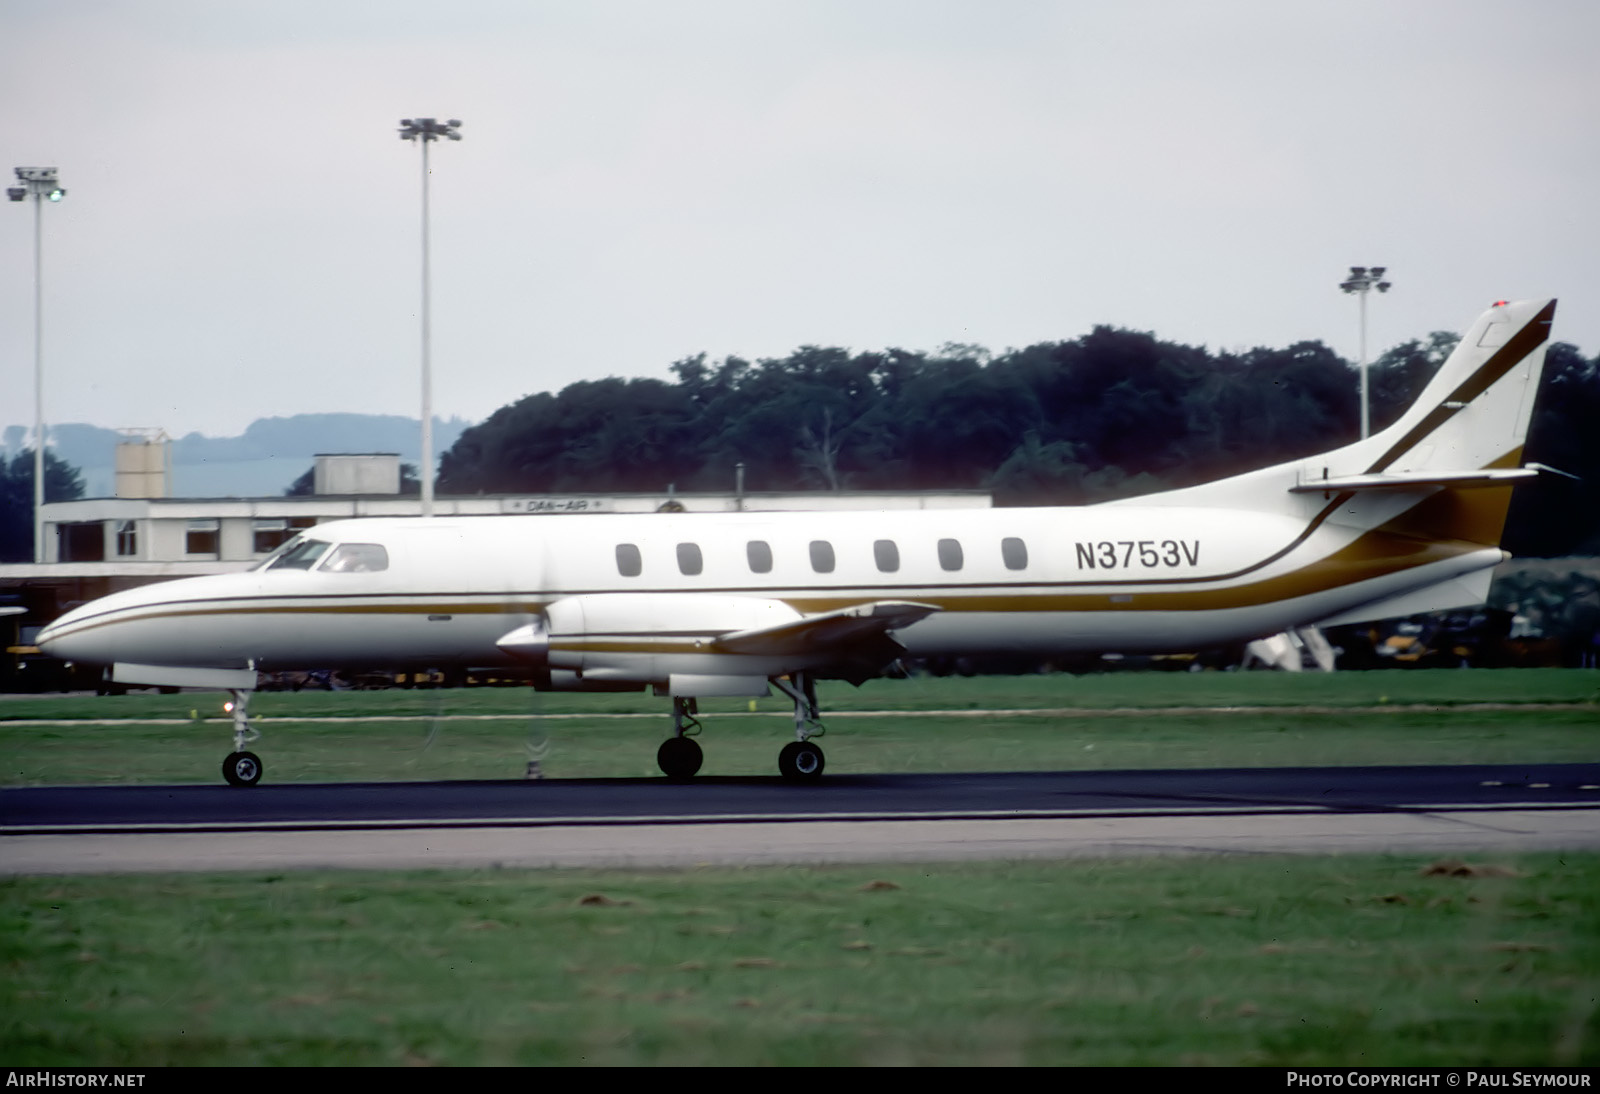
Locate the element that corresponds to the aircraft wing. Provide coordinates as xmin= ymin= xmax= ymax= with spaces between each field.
xmin=712 ymin=600 xmax=940 ymax=658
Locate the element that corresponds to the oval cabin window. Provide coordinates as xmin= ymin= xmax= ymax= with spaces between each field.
xmin=1002 ymin=537 xmax=1028 ymax=571
xmin=874 ymin=539 xmax=900 ymax=573
xmin=809 ymin=540 xmax=836 ymax=573
xmin=747 ymin=540 xmax=773 ymax=573
xmin=937 ymin=538 xmax=964 ymax=572
xmin=616 ymin=543 xmax=642 ymax=577
xmin=677 ymin=542 xmax=703 ymax=576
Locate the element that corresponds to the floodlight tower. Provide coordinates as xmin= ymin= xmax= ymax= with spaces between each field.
xmin=1339 ymin=265 xmax=1392 ymax=439
xmin=9 ymin=167 xmax=67 ymax=562
xmin=398 ymin=118 xmax=462 ymax=518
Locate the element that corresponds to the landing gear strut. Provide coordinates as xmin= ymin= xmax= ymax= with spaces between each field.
xmin=221 ymin=688 xmax=263 ymax=787
xmin=656 ymin=696 xmax=704 ymax=779
xmin=771 ymin=673 xmax=826 ymax=782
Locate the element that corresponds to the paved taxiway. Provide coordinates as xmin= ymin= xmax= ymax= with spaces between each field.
xmin=4 ymin=764 xmax=1598 ymax=874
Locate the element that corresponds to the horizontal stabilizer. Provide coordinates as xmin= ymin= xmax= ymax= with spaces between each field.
xmin=714 ymin=600 xmax=940 ymax=657
xmin=1289 ymin=468 xmax=1538 ymax=494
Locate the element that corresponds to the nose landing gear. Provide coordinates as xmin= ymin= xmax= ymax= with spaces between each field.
xmin=221 ymin=688 xmax=263 ymax=787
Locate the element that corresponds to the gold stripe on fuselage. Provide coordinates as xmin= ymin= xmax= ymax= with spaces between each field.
xmin=42 ymin=520 xmax=1491 ymax=645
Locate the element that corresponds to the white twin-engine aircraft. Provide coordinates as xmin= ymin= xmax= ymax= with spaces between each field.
xmin=40 ymin=299 xmax=1558 ymax=786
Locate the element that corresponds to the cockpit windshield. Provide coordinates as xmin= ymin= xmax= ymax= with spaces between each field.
xmin=318 ymin=543 xmax=389 ymax=573
xmin=260 ymin=537 xmax=332 ymax=571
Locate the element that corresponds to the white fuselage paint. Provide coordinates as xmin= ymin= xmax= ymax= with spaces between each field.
xmin=35 ymin=499 xmax=1496 ymax=679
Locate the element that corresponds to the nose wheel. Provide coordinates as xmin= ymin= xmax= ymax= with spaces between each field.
xmin=223 ymin=750 xmax=263 ymax=787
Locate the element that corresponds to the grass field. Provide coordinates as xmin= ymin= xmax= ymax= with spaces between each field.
xmin=3 ymin=669 xmax=1597 ymax=1065
xmin=4 ymin=854 xmax=1598 ymax=1066
xmin=2 ymin=667 xmax=1596 ymax=785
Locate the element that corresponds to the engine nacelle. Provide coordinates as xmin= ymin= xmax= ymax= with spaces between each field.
xmin=530 ymin=593 xmax=803 ymax=685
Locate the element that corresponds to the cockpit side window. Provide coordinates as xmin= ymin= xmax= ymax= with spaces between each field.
xmin=319 ymin=543 xmax=389 ymax=573
xmin=264 ymin=537 xmax=332 ymax=571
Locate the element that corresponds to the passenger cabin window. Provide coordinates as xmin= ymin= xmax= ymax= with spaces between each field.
xmin=809 ymin=540 xmax=835 ymax=573
xmin=747 ymin=540 xmax=773 ymax=573
xmin=874 ymin=539 xmax=900 ymax=573
xmin=937 ymin=538 xmax=964 ymax=572
xmin=677 ymin=542 xmax=703 ymax=576
xmin=320 ymin=543 xmax=389 ymax=573
xmin=1002 ymin=537 xmax=1028 ymax=571
xmin=267 ymin=538 xmax=331 ymax=571
xmin=616 ymin=543 xmax=642 ymax=578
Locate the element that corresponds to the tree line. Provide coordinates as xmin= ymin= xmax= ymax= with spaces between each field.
xmin=4 ymin=325 xmax=1595 ymax=562
xmin=437 ymin=326 xmax=1600 ymax=558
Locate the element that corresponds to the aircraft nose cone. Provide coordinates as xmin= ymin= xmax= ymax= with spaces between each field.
xmin=36 ymin=607 xmax=101 ymax=662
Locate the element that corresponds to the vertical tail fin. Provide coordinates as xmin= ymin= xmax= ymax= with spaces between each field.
xmin=1353 ymin=298 xmax=1555 ymax=478
xmin=1305 ymin=299 xmax=1557 ymax=550
xmin=1138 ymin=299 xmax=1557 ymax=552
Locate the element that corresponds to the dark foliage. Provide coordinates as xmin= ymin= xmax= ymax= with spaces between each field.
xmin=0 ymin=450 xmax=86 ymax=562
xmin=436 ymin=328 xmax=1600 ymax=558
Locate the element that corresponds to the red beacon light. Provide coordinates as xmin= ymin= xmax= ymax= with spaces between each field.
xmin=1493 ymin=300 xmax=1509 ymax=307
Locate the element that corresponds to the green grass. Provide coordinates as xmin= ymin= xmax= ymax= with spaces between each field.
xmin=4 ymin=855 xmax=1597 ymax=1066
xmin=2 ymin=668 xmax=1596 ymax=785
xmin=4 ymin=665 xmax=1598 ymax=721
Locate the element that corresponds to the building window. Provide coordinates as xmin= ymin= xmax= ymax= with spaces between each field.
xmin=253 ymin=519 xmax=290 ymax=554
xmin=873 ymin=539 xmax=900 ymax=573
xmin=59 ymin=522 xmax=106 ymax=562
xmin=616 ymin=543 xmax=642 ymax=578
xmin=937 ymin=538 xmax=964 ymax=572
xmin=186 ymin=519 xmax=220 ymax=557
xmin=809 ymin=540 xmax=835 ymax=573
xmin=747 ymin=540 xmax=772 ymax=574
xmin=115 ymin=520 xmax=138 ymax=558
xmin=677 ymin=542 xmax=703 ymax=576
xmin=1002 ymin=537 xmax=1028 ymax=571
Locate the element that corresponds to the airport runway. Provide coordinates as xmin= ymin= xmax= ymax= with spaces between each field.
xmin=3 ymin=764 xmax=1599 ymax=874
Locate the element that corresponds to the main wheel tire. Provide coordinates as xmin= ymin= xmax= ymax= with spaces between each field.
xmin=222 ymin=750 xmax=263 ymax=787
xmin=778 ymin=740 xmax=825 ymax=782
xmin=657 ymin=736 xmax=704 ymax=780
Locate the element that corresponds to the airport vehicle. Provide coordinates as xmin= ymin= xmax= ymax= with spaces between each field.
xmin=38 ymin=299 xmax=1558 ymax=785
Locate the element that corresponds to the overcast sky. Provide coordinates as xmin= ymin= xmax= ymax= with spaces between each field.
xmin=3 ymin=0 xmax=1597 ymax=443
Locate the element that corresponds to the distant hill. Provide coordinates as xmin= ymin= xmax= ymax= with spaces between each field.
xmin=1 ymin=414 xmax=471 ymax=498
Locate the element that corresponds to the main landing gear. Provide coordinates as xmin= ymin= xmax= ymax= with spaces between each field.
xmin=657 ymin=697 xmax=704 ymax=780
xmin=654 ymin=673 xmax=826 ymax=782
xmin=772 ymin=673 xmax=825 ymax=782
xmin=221 ymin=688 xmax=263 ymax=787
